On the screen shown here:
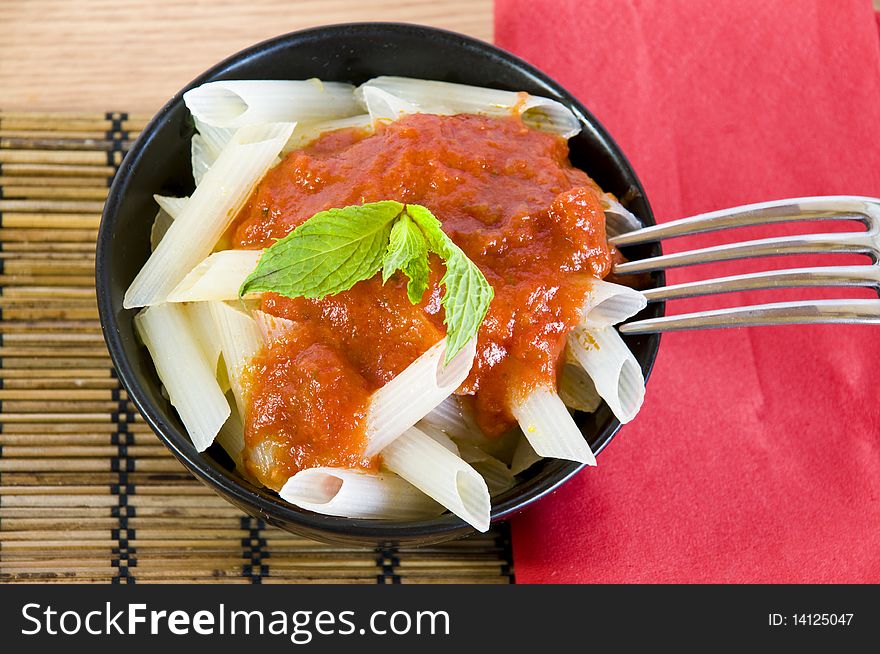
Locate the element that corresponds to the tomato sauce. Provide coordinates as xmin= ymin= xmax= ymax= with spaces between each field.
xmin=233 ymin=113 xmax=613 ymax=485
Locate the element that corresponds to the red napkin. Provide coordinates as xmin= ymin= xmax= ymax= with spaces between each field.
xmin=496 ymin=0 xmax=880 ymax=583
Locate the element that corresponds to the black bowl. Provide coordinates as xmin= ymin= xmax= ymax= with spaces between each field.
xmin=96 ymin=22 xmax=664 ymax=546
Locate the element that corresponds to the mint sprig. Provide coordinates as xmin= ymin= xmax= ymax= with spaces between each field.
xmin=239 ymin=201 xmax=494 ymax=362
xmin=403 ymin=204 xmax=495 ymax=362
xmin=382 ymin=212 xmax=429 ymax=304
xmin=238 ymin=200 xmax=401 ymax=298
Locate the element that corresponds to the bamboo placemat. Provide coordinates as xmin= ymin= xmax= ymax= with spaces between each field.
xmin=0 ymin=112 xmax=514 ymax=584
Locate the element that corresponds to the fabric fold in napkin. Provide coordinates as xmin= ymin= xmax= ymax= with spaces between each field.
xmin=496 ymin=0 xmax=880 ymax=583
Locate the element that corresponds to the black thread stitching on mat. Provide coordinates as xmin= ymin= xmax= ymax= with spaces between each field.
xmin=104 ymin=112 xmax=115 ymax=168
xmin=241 ymin=517 xmax=268 ymax=583
xmin=0 ymin=157 xmax=4 ymax=518
xmin=0 ymin=157 xmax=4 ymax=390
xmin=495 ymin=522 xmax=515 ymax=583
xmin=110 ymin=353 xmax=137 ymax=585
xmin=0 ymin=153 xmax=4 ymax=550
xmin=376 ymin=544 xmax=401 ymax=584
xmin=104 ymin=113 xmax=129 ymax=176
xmin=107 ymin=132 xmax=136 ymax=584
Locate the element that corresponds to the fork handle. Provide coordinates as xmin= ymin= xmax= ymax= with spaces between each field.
xmin=619 ymin=299 xmax=880 ymax=334
xmin=609 ymin=195 xmax=878 ymax=247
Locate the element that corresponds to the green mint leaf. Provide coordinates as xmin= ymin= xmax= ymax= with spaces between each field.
xmin=382 ymin=213 xmax=430 ymax=303
xmin=237 ymin=199 xmax=494 ymax=365
xmin=405 ymin=205 xmax=494 ymax=363
xmin=239 ymin=200 xmax=404 ymax=298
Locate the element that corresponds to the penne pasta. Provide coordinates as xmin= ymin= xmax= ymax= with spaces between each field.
xmin=124 ymin=122 xmax=294 ymax=309
xmin=208 ymin=301 xmax=262 ymax=418
xmin=510 ymin=434 xmax=543 ymax=476
xmin=363 ymin=337 xmax=477 ymax=457
xmin=567 ymin=325 xmax=645 ymax=424
xmin=184 ymin=80 xmax=361 ymax=129
xmin=153 ymin=194 xmax=188 ymax=220
xmin=579 ymin=278 xmax=648 ymax=328
xmin=282 ymin=114 xmax=373 ymax=154
xmin=359 ymin=86 xmax=420 ymax=125
xmin=279 ymin=467 xmax=443 ymax=520
xmin=457 ymin=443 xmax=516 ymax=497
xmin=419 ymin=396 xmax=520 ymax=462
xmin=215 ymin=395 xmax=245 ymax=471
xmin=416 ymin=423 xmax=460 ymax=455
xmin=357 ymin=76 xmax=582 ymax=138
xmin=419 ymin=395 xmax=480 ymax=441
xmin=150 ymin=195 xmax=186 ymax=251
xmin=381 ymin=426 xmax=491 ymax=531
xmin=150 ymin=209 xmax=174 ymax=252
xmin=191 ymin=117 xmax=236 ymax=185
xmin=601 ymin=192 xmax=643 ymax=237
xmin=248 ymin=440 xmax=285 ymax=491
xmin=166 ymin=250 xmax=263 ymax=303
xmin=510 ymin=385 xmax=596 ymax=465
xmin=181 ymin=302 xmax=223 ymax=379
xmin=558 ymin=360 xmax=602 ymax=413
xmin=134 ymin=303 xmax=230 ymax=452
xmin=252 ymin=309 xmax=297 ymax=346
xmin=191 ymin=134 xmax=212 ymax=187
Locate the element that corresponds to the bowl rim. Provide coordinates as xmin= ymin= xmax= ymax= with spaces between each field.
xmin=96 ymin=21 xmax=663 ymax=543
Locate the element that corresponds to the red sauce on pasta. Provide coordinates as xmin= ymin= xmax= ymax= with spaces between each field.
xmin=232 ymin=113 xmax=613 ymax=487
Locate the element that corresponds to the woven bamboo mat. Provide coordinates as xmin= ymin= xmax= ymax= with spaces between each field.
xmin=0 ymin=112 xmax=514 ymax=584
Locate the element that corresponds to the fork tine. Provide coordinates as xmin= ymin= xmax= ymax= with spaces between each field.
xmin=619 ymin=299 xmax=880 ymax=334
xmin=609 ymin=195 xmax=879 ymax=247
xmin=614 ymin=232 xmax=877 ymax=275
xmin=642 ymin=265 xmax=880 ymax=302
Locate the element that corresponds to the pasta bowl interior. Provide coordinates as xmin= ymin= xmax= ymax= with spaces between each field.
xmin=97 ymin=23 xmax=663 ymax=546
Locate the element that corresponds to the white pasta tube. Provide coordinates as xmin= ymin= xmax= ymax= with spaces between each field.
xmin=215 ymin=397 xmax=245 ymax=471
xmin=192 ymin=117 xmax=236 ymax=185
xmin=415 ymin=423 xmax=460 ymax=455
xmin=601 ymin=192 xmax=643 ymax=236
xmin=252 ymin=310 xmax=297 ymax=346
xmin=134 ymin=303 xmax=230 ymax=452
xmin=363 ymin=337 xmax=477 ymax=457
xmin=149 ymin=195 xmax=187 ymax=251
xmin=510 ymin=385 xmax=596 ymax=465
xmin=457 ymin=443 xmax=516 ymax=497
xmin=567 ymin=325 xmax=645 ymax=424
xmin=191 ymin=134 xmax=212 ymax=186
xmin=182 ymin=302 xmax=223 ymax=377
xmin=282 ymin=114 xmax=373 ymax=154
xmin=208 ymin=301 xmax=262 ymax=417
xmin=184 ymin=80 xmax=361 ymax=129
xmin=381 ymin=427 xmax=491 ymax=532
xmin=558 ymin=361 xmax=602 ymax=413
xmin=510 ymin=434 xmax=542 ymax=476
xmin=419 ymin=395 xmax=479 ymax=441
xmin=150 ymin=209 xmax=174 ymax=252
xmin=124 ymin=122 xmax=294 ymax=309
xmin=579 ymin=278 xmax=647 ymax=327
xmin=153 ymin=194 xmax=188 ymax=219
xmin=357 ymin=76 xmax=582 ymax=138
xmin=419 ymin=396 xmax=519 ymax=462
xmin=249 ymin=440 xmax=284 ymax=490
xmin=166 ymin=250 xmax=263 ymax=303
xmin=279 ymin=467 xmax=442 ymax=520
xmin=359 ymin=86 xmax=420 ymax=125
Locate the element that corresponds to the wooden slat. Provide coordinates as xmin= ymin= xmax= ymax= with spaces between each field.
xmin=0 ymin=150 xmax=110 ymax=165
xmin=0 ymin=163 xmax=116 ymax=177
xmin=0 ymin=0 xmax=491 ymax=113
xmin=1 ymin=213 xmax=102 ymax=228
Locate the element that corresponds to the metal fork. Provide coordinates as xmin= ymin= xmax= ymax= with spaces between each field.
xmin=609 ymin=196 xmax=880 ymax=334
